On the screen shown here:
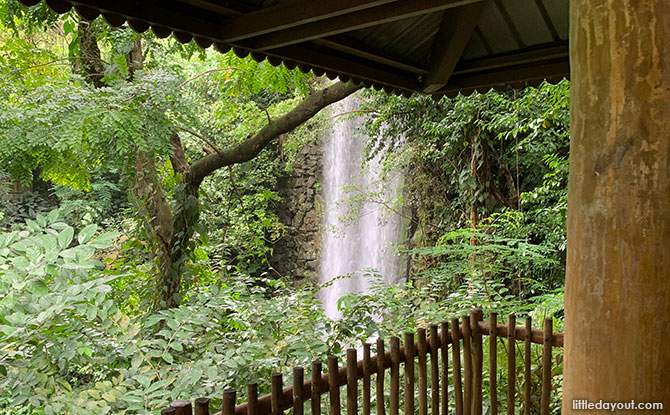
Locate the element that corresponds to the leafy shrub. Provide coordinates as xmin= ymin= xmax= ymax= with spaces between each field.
xmin=0 ymin=212 xmax=375 ymax=414
xmin=0 ymin=188 xmax=55 ymax=231
xmin=0 ymin=211 xmax=121 ymax=412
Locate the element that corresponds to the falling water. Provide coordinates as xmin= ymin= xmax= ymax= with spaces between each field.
xmin=318 ymin=95 xmax=406 ymax=319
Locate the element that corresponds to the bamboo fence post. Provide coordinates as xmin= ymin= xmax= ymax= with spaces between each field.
xmin=271 ymin=373 xmax=283 ymax=415
xmin=223 ymin=389 xmax=236 ymax=415
xmin=312 ymin=362 xmax=322 ymax=415
xmin=450 ymin=318 xmax=463 ymax=415
xmin=194 ymin=398 xmax=210 ymax=415
xmin=347 ymin=349 xmax=358 ymax=415
xmin=489 ymin=313 xmax=498 ymax=415
xmin=418 ymin=328 xmax=428 ymax=415
xmin=506 ymin=314 xmax=516 ymax=415
xmin=524 ymin=317 xmax=532 ymax=415
xmin=377 ymin=338 xmax=386 ymax=415
xmin=171 ymin=400 xmax=193 ymax=415
xmin=161 ymin=408 xmax=176 ymax=415
xmin=404 ymin=332 xmax=415 ymax=415
xmin=248 ymin=383 xmax=258 ymax=415
xmin=470 ymin=309 xmax=483 ymax=415
xmin=329 ymin=356 xmax=341 ymax=415
xmin=541 ymin=318 xmax=553 ymax=415
xmin=440 ymin=322 xmax=449 ymax=415
xmin=364 ymin=343 xmax=372 ymax=415
xmin=429 ymin=324 xmax=439 ymax=415
xmin=295 ymin=367 xmax=305 ymax=415
xmin=461 ymin=316 xmax=472 ymax=415
xmin=390 ymin=336 xmax=401 ymax=415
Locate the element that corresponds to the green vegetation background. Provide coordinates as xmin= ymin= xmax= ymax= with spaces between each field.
xmin=0 ymin=2 xmax=568 ymax=414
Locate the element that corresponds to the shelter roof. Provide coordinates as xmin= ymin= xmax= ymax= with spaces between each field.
xmin=19 ymin=0 xmax=569 ymax=97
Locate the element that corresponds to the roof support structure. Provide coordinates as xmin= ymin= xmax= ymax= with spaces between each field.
xmin=421 ymin=0 xmax=486 ymax=93
xmin=171 ymin=0 xmax=242 ymax=17
xmin=269 ymin=46 xmax=422 ymax=91
xmin=67 ymin=0 xmax=223 ymax=38
xmin=438 ymin=58 xmax=569 ymax=96
xmin=245 ymin=0 xmax=483 ymax=51
xmin=450 ymin=44 xmax=568 ymax=76
xmin=219 ymin=0 xmax=399 ymax=42
xmin=563 ymin=0 xmax=670 ymax=407
xmin=314 ymin=38 xmax=428 ymax=74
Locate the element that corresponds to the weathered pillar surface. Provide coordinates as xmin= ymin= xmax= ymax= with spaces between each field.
xmin=564 ymin=0 xmax=670 ymax=411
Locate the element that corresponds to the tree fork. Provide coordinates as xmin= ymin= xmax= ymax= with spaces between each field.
xmin=156 ymin=81 xmax=361 ymax=308
xmin=189 ymin=81 xmax=361 ymax=187
xmin=68 ymin=15 xmax=361 ymax=309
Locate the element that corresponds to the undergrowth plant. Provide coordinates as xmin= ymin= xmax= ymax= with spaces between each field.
xmin=0 ymin=211 xmax=377 ymax=415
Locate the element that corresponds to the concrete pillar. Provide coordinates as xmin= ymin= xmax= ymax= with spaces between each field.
xmin=564 ymin=0 xmax=670 ymax=412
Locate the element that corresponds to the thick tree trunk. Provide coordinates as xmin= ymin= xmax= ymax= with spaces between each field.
xmin=129 ymin=150 xmax=181 ymax=309
xmin=563 ymin=0 xmax=670 ymax=410
xmin=155 ymin=83 xmax=360 ymax=309
xmin=72 ymin=18 xmax=361 ymax=308
xmin=469 ymin=133 xmax=478 ymax=269
xmin=158 ymin=177 xmax=200 ymax=310
xmin=76 ymin=21 xmax=105 ymax=88
xmin=132 ymin=135 xmax=199 ymax=310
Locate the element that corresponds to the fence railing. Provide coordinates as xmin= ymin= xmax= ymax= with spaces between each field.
xmin=160 ymin=309 xmax=563 ymax=415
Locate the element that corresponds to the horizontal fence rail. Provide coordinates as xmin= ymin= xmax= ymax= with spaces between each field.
xmin=161 ymin=309 xmax=563 ymax=415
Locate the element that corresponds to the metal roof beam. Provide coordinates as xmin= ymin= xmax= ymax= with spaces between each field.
xmin=421 ymin=1 xmax=486 ymax=93
xmin=219 ymin=0 xmax=400 ymax=42
xmin=451 ymin=43 xmax=568 ymax=76
xmin=314 ymin=38 xmax=428 ymax=74
xmin=245 ymin=0 xmax=483 ymax=51
xmin=269 ymin=46 xmax=423 ymax=91
xmin=436 ymin=58 xmax=570 ymax=97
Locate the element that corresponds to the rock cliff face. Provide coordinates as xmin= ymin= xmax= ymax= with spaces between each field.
xmin=270 ymin=139 xmax=323 ymax=282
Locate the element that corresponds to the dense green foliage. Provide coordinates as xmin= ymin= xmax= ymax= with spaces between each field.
xmin=0 ymin=1 xmax=569 ymax=413
xmin=0 ymin=0 xmax=331 ymax=309
xmin=360 ymin=82 xmax=569 ymax=300
xmin=0 ymin=212 xmax=371 ymax=414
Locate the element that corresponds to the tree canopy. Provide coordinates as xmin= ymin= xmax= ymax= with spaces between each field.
xmin=0 ymin=1 xmax=570 ymax=414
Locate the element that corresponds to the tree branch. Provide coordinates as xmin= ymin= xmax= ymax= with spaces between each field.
xmin=189 ymin=81 xmax=361 ymax=187
xmin=175 ymin=126 xmax=224 ymax=156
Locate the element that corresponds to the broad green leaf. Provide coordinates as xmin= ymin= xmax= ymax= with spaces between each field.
xmin=78 ymin=224 xmax=98 ymax=244
xmin=166 ymin=318 xmax=179 ymax=331
xmin=161 ymin=352 xmax=174 ymax=364
xmin=47 ymin=210 xmax=59 ymax=224
xmin=89 ymin=232 xmax=121 ymax=249
xmin=28 ymin=279 xmax=49 ymax=296
xmin=57 ymin=226 xmax=74 ymax=248
xmin=102 ymin=391 xmax=116 ymax=402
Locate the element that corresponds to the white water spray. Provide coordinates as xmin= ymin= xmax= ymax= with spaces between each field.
xmin=318 ymin=96 xmax=406 ymax=319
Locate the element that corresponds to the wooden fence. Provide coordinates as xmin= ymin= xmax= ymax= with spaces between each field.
xmin=160 ymin=309 xmax=563 ymax=415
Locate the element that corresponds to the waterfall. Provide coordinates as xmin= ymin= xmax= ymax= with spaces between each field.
xmin=318 ymin=95 xmax=406 ymax=319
